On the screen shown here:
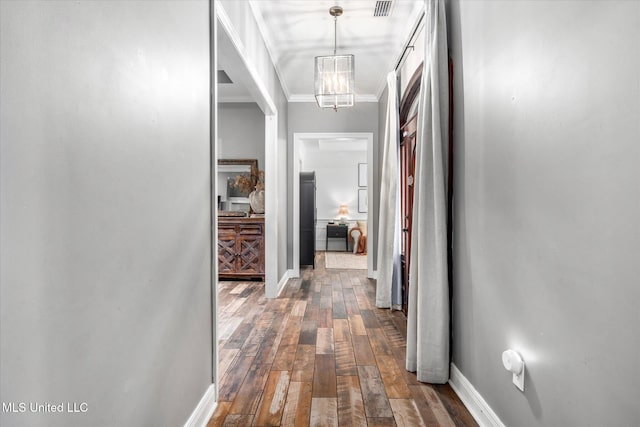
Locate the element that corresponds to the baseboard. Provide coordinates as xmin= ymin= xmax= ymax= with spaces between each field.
xmin=276 ymin=269 xmax=294 ymax=297
xmin=449 ymin=363 xmax=505 ymax=427
xmin=183 ymin=383 xmax=217 ymax=427
xmin=370 ymin=270 xmax=378 ymax=280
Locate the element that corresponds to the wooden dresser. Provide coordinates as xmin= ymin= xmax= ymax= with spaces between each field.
xmin=218 ymin=216 xmax=265 ymax=281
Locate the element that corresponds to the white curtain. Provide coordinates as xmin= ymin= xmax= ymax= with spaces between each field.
xmin=375 ymin=71 xmax=402 ymax=309
xmin=406 ymin=0 xmax=450 ymax=384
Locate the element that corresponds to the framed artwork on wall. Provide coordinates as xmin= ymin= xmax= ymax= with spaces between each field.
xmin=358 ymin=188 xmax=368 ymax=213
xmin=358 ymin=163 xmax=367 ymax=187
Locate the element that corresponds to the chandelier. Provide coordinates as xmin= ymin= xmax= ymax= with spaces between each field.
xmin=314 ymin=6 xmax=355 ymax=111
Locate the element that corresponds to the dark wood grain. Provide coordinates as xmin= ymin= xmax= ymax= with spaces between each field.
xmin=312 ymin=354 xmax=337 ymax=398
xmin=291 ymin=344 xmax=315 ymax=382
xmin=210 ymin=251 xmax=478 ymax=426
xmin=359 ymin=365 xmax=394 ymax=418
xmin=335 ymin=340 xmax=358 ymax=376
xmin=254 ymin=370 xmax=290 ymax=426
xmin=337 ymin=375 xmax=367 ymax=426
xmin=353 ymin=335 xmax=377 ymax=366
xmin=218 ymin=356 xmax=255 ymax=401
xmin=298 ymin=319 xmax=318 ymax=345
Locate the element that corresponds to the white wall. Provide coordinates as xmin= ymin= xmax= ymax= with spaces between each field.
xmin=0 ymin=1 xmax=212 ymax=426
xmin=301 ymin=150 xmax=367 ymax=222
xmin=301 ymin=149 xmax=367 ymax=251
xmin=400 ymin=23 xmax=425 ymax=95
xmin=288 ymin=103 xmax=379 ymax=266
xmin=448 ymin=1 xmax=640 ymax=426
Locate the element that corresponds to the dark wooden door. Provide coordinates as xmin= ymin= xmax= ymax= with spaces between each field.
xmin=400 ymin=114 xmax=418 ymax=315
xmin=398 ymin=63 xmax=423 ymax=315
xmin=237 ymin=234 xmax=264 ymax=274
xmin=218 ymin=224 xmax=237 ymax=275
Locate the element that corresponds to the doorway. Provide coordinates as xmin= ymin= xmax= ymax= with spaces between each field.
xmin=398 ymin=65 xmax=422 ymax=315
xmin=292 ymin=132 xmax=374 ymax=278
xmin=212 ymin=4 xmax=280 ymax=399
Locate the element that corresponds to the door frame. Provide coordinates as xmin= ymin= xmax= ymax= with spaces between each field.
xmin=292 ymin=132 xmax=374 ymax=278
xmin=212 ymin=1 xmax=281 ymax=401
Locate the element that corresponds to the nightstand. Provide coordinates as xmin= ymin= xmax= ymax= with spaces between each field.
xmin=326 ymin=223 xmax=349 ymax=251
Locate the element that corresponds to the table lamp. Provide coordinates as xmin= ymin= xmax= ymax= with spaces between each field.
xmin=338 ymin=205 xmax=350 ymax=224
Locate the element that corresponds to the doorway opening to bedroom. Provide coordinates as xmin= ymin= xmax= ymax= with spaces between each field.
xmin=293 ymin=133 xmax=374 ymax=277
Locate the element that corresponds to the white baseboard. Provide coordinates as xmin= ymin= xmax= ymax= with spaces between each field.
xmin=449 ymin=364 xmax=505 ymax=427
xmin=275 ymin=269 xmax=294 ymax=297
xmin=183 ymin=383 xmax=217 ymax=427
xmin=370 ymin=270 xmax=378 ymax=280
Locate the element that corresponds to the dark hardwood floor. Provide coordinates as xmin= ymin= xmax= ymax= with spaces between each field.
xmin=208 ymin=252 xmax=477 ymax=427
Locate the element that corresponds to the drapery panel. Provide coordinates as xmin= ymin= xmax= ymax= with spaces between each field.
xmin=406 ymin=0 xmax=450 ymax=383
xmin=375 ymin=71 xmax=402 ymax=309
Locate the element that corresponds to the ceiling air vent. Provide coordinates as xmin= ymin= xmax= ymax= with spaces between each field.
xmin=217 ymin=70 xmax=233 ymax=84
xmin=374 ymin=0 xmax=392 ymax=17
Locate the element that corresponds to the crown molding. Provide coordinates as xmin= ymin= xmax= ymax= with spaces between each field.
xmin=248 ymin=1 xmax=291 ymax=100
xmin=218 ymin=96 xmax=257 ymax=103
xmin=289 ymin=94 xmax=379 ymax=103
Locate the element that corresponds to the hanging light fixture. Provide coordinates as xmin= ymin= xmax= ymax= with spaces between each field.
xmin=314 ymin=6 xmax=355 ymax=111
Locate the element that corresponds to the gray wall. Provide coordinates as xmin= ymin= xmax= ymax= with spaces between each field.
xmin=448 ymin=1 xmax=640 ymax=426
xmin=0 ymin=1 xmax=212 ymax=426
xmin=288 ymin=102 xmax=380 ymax=270
xmin=276 ymin=93 xmax=289 ymax=282
xmin=218 ymin=103 xmax=265 ymax=170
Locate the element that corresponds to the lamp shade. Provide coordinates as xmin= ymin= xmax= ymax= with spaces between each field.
xmin=314 ymin=54 xmax=355 ymax=110
xmin=337 ymin=205 xmax=350 ymax=216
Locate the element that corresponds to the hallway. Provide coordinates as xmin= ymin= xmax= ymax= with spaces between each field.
xmin=209 ymin=253 xmax=477 ymax=426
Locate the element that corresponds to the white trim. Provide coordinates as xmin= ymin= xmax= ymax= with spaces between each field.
xmin=216 ymin=0 xmax=279 ymax=300
xmin=248 ymin=1 xmax=291 ymax=100
xmin=288 ymin=95 xmax=316 ymax=103
xmin=449 ymin=364 xmax=505 ymax=427
xmin=293 ymin=133 xmax=375 ymax=279
xmin=215 ymin=2 xmax=277 ymax=115
xmin=218 ymin=96 xmax=258 ymax=103
xmin=183 ymin=384 xmax=217 ymax=427
xmin=264 ymin=114 xmax=278 ymax=298
xmin=371 ymin=270 xmax=378 ymax=280
xmin=275 ymin=269 xmax=294 ymax=297
xmin=211 ymin=0 xmax=219 ymax=396
xmin=288 ymin=94 xmax=380 ymax=103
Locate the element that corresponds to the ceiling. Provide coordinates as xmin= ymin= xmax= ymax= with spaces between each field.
xmin=217 ymin=0 xmax=424 ymax=103
xmin=302 ymin=138 xmax=368 ymax=153
xmin=217 ymin=24 xmax=254 ymax=102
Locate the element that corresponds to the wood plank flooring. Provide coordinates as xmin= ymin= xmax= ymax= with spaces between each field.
xmin=209 ymin=252 xmax=478 ymax=427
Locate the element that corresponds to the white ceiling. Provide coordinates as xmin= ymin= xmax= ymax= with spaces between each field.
xmin=217 ymin=24 xmax=254 ymax=103
xmin=304 ymin=138 xmax=368 ymax=152
xmin=218 ymin=0 xmax=424 ymax=103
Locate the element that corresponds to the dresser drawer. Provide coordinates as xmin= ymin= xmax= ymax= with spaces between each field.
xmin=239 ymin=224 xmax=263 ymax=235
xmin=326 ymin=225 xmax=347 ymax=237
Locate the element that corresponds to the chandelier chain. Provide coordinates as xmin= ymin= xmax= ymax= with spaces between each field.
xmin=334 ymin=15 xmax=337 ymax=55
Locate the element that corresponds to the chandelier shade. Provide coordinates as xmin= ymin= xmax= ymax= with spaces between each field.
xmin=314 ymin=6 xmax=355 ymax=111
xmin=315 ymin=55 xmax=355 ymax=109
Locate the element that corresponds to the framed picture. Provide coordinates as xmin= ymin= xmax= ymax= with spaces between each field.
xmin=358 ymin=189 xmax=368 ymax=213
xmin=358 ymin=163 xmax=367 ymax=187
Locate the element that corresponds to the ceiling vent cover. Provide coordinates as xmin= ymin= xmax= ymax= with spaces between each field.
xmin=374 ymin=1 xmax=392 ymax=17
xmin=217 ymin=70 xmax=233 ymax=84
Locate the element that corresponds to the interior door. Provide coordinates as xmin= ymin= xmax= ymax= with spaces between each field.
xmin=400 ymin=114 xmax=417 ymax=315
